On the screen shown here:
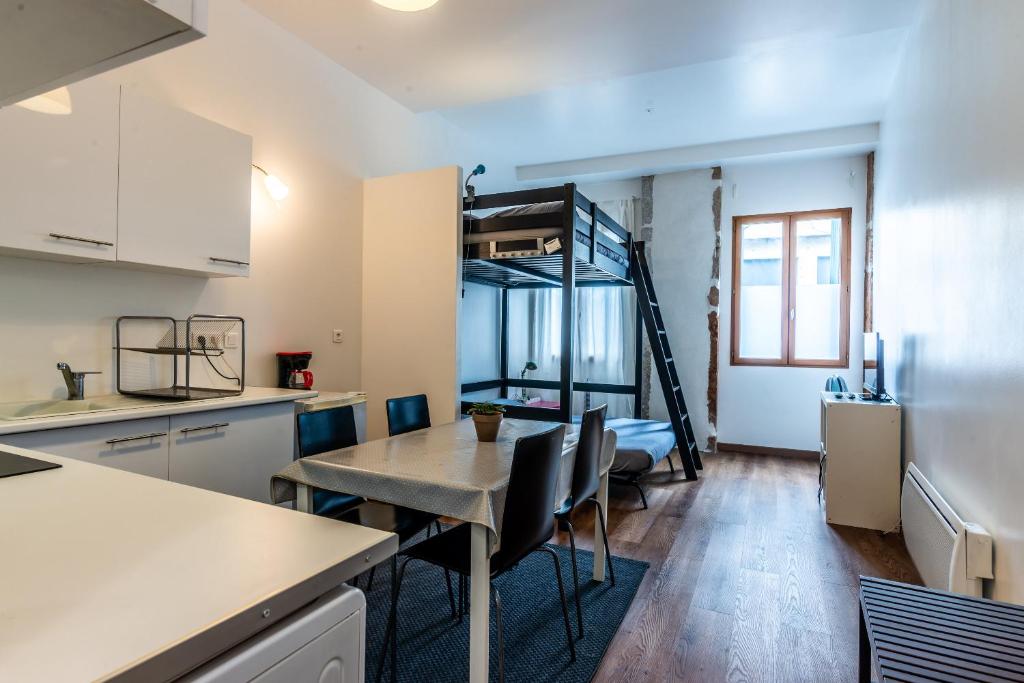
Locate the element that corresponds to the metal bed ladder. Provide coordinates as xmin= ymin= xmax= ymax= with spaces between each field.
xmin=631 ymin=242 xmax=703 ymax=480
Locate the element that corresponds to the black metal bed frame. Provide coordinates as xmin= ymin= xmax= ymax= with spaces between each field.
xmin=459 ymin=182 xmax=643 ymax=426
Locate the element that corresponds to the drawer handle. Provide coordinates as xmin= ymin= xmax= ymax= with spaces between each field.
xmin=209 ymin=257 xmax=250 ymax=267
xmin=49 ymin=232 xmax=114 ymax=247
xmin=180 ymin=422 xmax=229 ymax=434
xmin=106 ymin=431 xmax=167 ymax=444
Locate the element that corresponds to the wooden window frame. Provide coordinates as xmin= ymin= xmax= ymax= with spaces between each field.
xmin=730 ymin=208 xmax=851 ymax=368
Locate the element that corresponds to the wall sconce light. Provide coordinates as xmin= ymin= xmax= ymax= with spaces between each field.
xmin=14 ymin=87 xmax=73 ymax=115
xmin=252 ymin=163 xmax=289 ymax=201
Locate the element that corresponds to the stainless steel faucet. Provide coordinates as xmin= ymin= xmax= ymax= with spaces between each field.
xmin=57 ymin=363 xmax=101 ymax=400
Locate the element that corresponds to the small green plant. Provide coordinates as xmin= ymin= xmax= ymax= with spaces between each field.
xmin=469 ymin=401 xmax=505 ymax=416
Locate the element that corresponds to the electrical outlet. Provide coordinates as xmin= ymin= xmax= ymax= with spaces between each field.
xmin=332 ymin=329 xmax=344 ymax=344
xmin=224 ymin=332 xmax=240 ymax=349
xmin=191 ymin=331 xmax=219 ymax=349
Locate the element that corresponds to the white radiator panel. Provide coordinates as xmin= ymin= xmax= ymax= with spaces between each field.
xmin=902 ymin=474 xmax=957 ymax=591
xmin=901 ymin=463 xmax=993 ymax=597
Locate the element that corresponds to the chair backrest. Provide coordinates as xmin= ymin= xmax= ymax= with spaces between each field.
xmin=568 ymin=404 xmax=607 ymax=506
xmin=297 ymin=406 xmax=359 ymax=457
xmin=386 ymin=394 xmax=431 ymax=436
xmin=497 ymin=424 xmax=567 ymax=566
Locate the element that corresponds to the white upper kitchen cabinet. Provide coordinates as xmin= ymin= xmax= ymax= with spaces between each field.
xmin=0 ymin=78 xmax=120 ymax=262
xmin=117 ymin=88 xmax=253 ymax=277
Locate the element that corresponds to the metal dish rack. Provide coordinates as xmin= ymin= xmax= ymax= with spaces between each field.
xmin=115 ymin=315 xmax=246 ymax=400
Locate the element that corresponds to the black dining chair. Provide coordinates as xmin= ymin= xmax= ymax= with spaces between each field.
xmin=555 ymin=404 xmax=615 ymax=639
xmin=297 ymin=406 xmax=455 ymax=612
xmin=296 ymin=407 xmax=363 ymax=518
xmin=386 ymin=394 xmax=431 ymax=436
xmin=377 ymin=425 xmax=576 ymax=683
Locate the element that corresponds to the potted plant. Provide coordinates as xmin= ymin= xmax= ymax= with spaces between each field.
xmin=468 ymin=401 xmax=505 ymax=442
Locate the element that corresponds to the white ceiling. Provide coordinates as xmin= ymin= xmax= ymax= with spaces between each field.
xmin=244 ymin=0 xmax=921 ymax=185
xmin=446 ymin=27 xmax=908 ymax=181
xmin=243 ymin=0 xmax=920 ymax=113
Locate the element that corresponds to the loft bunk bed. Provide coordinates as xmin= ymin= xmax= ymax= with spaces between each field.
xmin=459 ymin=183 xmax=704 ymax=489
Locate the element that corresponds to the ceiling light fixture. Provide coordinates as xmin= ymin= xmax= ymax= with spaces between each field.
xmin=252 ymin=164 xmax=290 ymax=201
xmin=14 ymin=87 xmax=73 ymax=115
xmin=371 ymin=0 xmax=440 ymax=12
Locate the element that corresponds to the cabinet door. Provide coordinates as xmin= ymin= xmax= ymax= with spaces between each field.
xmin=169 ymin=403 xmax=294 ymax=503
xmin=0 ymin=417 xmax=170 ymax=479
xmin=117 ymin=88 xmax=253 ymax=277
xmin=0 ymin=78 xmax=119 ymax=262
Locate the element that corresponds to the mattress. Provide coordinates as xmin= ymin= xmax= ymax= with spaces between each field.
xmin=562 ymin=414 xmax=677 ymax=475
xmin=604 ymin=418 xmax=677 ymax=475
xmin=465 ymin=201 xmax=630 ymax=268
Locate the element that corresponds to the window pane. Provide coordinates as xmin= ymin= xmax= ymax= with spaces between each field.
xmin=793 ymin=216 xmax=842 ymax=360
xmin=738 ymin=221 xmax=783 ymax=358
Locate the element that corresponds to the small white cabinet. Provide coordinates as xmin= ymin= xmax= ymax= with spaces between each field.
xmin=1 ymin=417 xmax=169 ymax=479
xmin=117 ymin=88 xmax=253 ymax=277
xmin=169 ymin=403 xmax=294 ymax=504
xmin=0 ymin=79 xmax=120 ymax=262
xmin=820 ymin=392 xmax=902 ymax=531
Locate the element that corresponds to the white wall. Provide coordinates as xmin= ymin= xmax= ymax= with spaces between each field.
xmin=362 ymin=167 xmax=463 ymax=439
xmin=875 ymin=0 xmax=1024 ymax=602
xmin=719 ymin=155 xmax=867 ymax=451
xmin=649 ymin=170 xmax=718 ymax=448
xmin=0 ymin=0 xmax=466 ymax=403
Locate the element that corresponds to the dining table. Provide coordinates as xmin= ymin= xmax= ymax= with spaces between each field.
xmin=271 ymin=417 xmax=615 ymax=683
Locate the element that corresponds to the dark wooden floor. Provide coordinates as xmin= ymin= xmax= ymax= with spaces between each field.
xmin=551 ymin=450 xmax=921 ymax=683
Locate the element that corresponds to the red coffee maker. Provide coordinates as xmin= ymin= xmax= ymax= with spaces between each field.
xmin=276 ymin=351 xmax=314 ymax=389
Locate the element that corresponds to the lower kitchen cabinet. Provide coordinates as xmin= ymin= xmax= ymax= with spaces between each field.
xmin=169 ymin=403 xmax=294 ymax=504
xmin=1 ymin=401 xmax=297 ymax=504
xmin=1 ymin=417 xmax=169 ymax=479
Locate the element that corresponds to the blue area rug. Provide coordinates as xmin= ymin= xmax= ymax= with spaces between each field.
xmin=364 ymin=541 xmax=648 ymax=682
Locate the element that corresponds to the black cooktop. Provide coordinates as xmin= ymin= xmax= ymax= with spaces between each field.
xmin=0 ymin=450 xmax=61 ymax=479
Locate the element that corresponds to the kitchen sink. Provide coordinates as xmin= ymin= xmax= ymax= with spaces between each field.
xmin=0 ymin=395 xmax=165 ymax=421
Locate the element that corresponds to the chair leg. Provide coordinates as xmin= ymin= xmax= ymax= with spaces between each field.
xmin=444 ymin=566 xmax=457 ymax=619
xmin=667 ymin=450 xmax=676 ymax=473
xmin=539 ymin=546 xmax=577 ymax=663
xmin=376 ymin=556 xmax=410 ymax=683
xmin=632 ymin=480 xmax=649 ymax=510
xmin=457 ymin=573 xmax=465 ymax=622
xmin=493 ymin=585 xmax=505 ymax=683
xmin=564 ymin=520 xmax=584 ymax=639
xmin=590 ymin=498 xmax=616 ymax=586
xmin=366 ymin=565 xmax=377 ymax=593
xmin=389 ymin=556 xmax=397 ymax=683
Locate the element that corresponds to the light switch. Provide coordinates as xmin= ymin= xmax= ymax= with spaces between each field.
xmin=333 ymin=329 xmax=344 ymax=344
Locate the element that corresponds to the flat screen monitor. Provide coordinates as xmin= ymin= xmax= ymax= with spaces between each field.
xmin=863 ymin=332 xmax=885 ymax=399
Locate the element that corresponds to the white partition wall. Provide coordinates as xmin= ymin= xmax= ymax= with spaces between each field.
xmin=361 ymin=166 xmax=463 ymax=439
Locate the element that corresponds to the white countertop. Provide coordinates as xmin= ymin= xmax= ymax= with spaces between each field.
xmin=295 ymin=391 xmax=366 ymax=409
xmin=0 ymin=445 xmax=396 ymax=682
xmin=0 ymin=386 xmax=318 ymax=436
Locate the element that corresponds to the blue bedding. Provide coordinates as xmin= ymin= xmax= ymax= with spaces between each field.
xmin=604 ymin=418 xmax=677 ymax=475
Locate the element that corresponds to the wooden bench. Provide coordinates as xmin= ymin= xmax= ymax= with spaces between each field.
xmin=859 ymin=575 xmax=1024 ymax=682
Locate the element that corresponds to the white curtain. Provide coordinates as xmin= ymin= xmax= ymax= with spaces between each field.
xmin=507 ymin=198 xmax=638 ymax=417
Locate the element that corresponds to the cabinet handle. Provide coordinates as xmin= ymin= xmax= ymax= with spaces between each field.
xmin=106 ymin=431 xmax=168 ymax=444
xmin=180 ymin=422 xmax=229 ymax=434
xmin=49 ymin=232 xmax=114 ymax=247
xmin=209 ymin=257 xmax=250 ymax=266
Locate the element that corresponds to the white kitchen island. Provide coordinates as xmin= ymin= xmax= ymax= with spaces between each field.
xmin=0 ymin=445 xmax=396 ymax=682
